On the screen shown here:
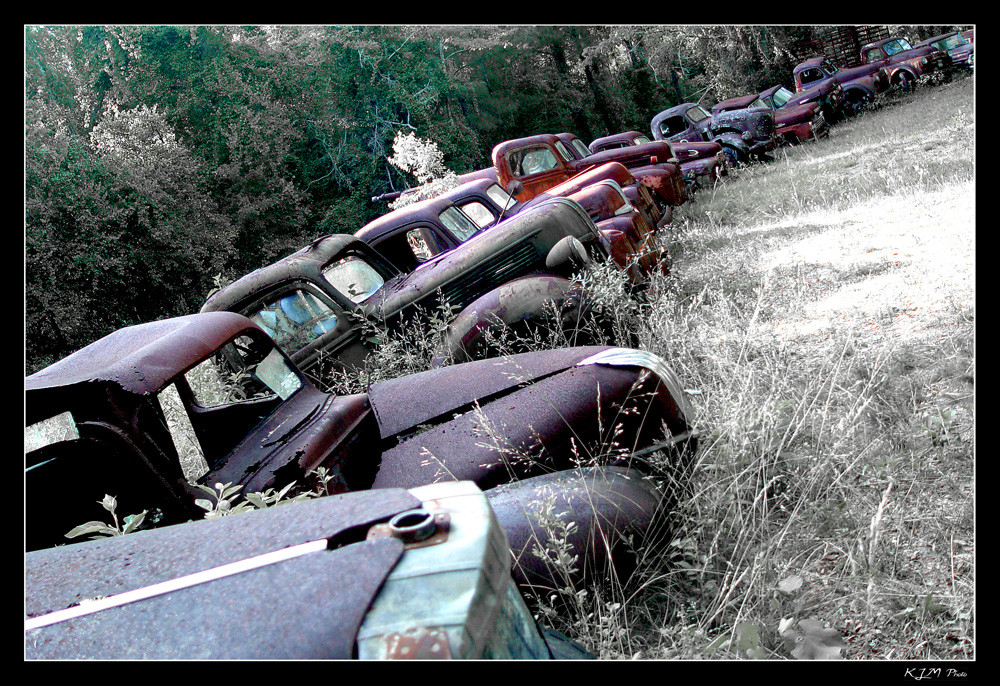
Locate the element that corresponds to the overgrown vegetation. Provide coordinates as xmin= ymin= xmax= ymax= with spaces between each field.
xmin=315 ymin=77 xmax=975 ymax=660
xmin=25 ymin=24 xmax=968 ymax=372
xmin=561 ymin=78 xmax=974 ymax=660
xmin=28 ymin=26 xmax=973 ymax=660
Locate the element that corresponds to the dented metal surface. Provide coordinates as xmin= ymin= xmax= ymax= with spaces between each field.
xmin=201 ymin=198 xmax=607 ymax=378
xmin=25 ymin=481 xmax=578 ymax=659
xmin=485 ymin=466 xmax=671 ymax=591
xmin=650 ymin=102 xmax=779 ymax=165
xmin=25 ymin=313 xmax=697 ymax=573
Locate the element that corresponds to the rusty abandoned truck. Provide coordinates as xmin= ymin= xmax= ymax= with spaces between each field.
xmin=202 ymin=198 xmax=611 ymax=373
xmin=27 ymin=477 xmax=614 ymax=659
xmin=858 ymin=36 xmax=950 ymax=90
xmin=650 ymin=102 xmax=779 ymax=166
xmin=711 ymin=86 xmax=830 ymax=146
xmin=355 ymin=166 xmax=668 ymax=283
xmin=24 ymin=311 xmax=696 ymax=590
xmin=917 ymin=32 xmax=974 ymax=73
xmin=588 ymin=130 xmax=729 ymax=188
xmin=792 ymin=56 xmax=891 ymax=116
xmin=490 ymin=133 xmax=685 ymax=223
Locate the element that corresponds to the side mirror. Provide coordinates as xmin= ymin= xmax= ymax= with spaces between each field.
xmin=505 ymin=179 xmax=524 ymax=197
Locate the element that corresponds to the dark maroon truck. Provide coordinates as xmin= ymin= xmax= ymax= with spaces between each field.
xmin=24 ymin=310 xmax=696 ymax=593
xmin=650 ymin=102 xmax=779 ymax=166
xmin=490 ymin=133 xmax=685 ymax=225
xmin=793 ymin=56 xmax=891 ymax=116
xmin=917 ymin=32 xmax=974 ymax=73
xmin=202 ymin=198 xmax=615 ymax=373
xmin=711 ymin=86 xmax=830 ymax=146
xmin=588 ymin=130 xmax=729 ymax=188
xmin=858 ymin=36 xmax=950 ymax=90
xmin=356 ymin=168 xmax=667 ymax=283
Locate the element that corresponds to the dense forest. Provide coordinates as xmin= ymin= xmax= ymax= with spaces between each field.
xmin=24 ymin=24 xmax=963 ymax=373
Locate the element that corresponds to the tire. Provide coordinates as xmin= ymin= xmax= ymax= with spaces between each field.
xmin=844 ymin=92 xmax=870 ymax=117
xmin=895 ymin=71 xmax=916 ymax=93
xmin=720 ymin=145 xmax=742 ymax=167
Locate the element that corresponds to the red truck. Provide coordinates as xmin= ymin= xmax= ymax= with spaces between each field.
xmin=490 ymin=132 xmax=685 ymax=224
xmin=858 ymin=36 xmax=950 ymax=90
xmin=793 ymin=56 xmax=891 ymax=116
xmin=588 ymin=130 xmax=729 ymax=188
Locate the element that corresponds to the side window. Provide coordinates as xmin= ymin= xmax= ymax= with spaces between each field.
xmin=800 ymin=68 xmax=822 ymax=84
xmin=569 ymin=139 xmax=591 ymax=159
xmin=661 ymin=116 xmax=689 ymax=138
xmin=158 ymin=383 xmax=208 ymax=482
xmin=406 ymin=227 xmax=437 ymax=262
xmin=508 ymin=146 xmax=560 ymax=177
xmin=456 ymin=202 xmax=495 ymax=230
xmin=249 ymin=289 xmax=341 ymax=353
xmin=25 ymin=411 xmax=79 ymax=453
xmin=553 ymin=140 xmax=574 ymax=161
xmin=322 ymin=255 xmax=385 ymax=303
xmin=864 ymin=48 xmax=883 ymax=63
xmin=186 ymin=333 xmax=302 ymax=407
xmin=368 ymin=227 xmax=443 ymax=272
xmin=485 ymin=184 xmax=518 ymax=213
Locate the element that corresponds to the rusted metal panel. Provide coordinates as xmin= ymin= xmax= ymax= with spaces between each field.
xmin=25 ymin=490 xmax=420 ymax=659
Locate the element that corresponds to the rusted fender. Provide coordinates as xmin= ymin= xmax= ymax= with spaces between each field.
xmin=485 ymin=466 xmax=671 ymax=592
xmin=432 ymin=275 xmax=590 ymax=365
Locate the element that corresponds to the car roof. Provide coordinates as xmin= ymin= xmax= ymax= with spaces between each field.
xmin=201 ymin=234 xmax=371 ymax=314
xmin=794 ymin=56 xmax=826 ymax=73
xmin=354 ymin=178 xmax=499 ymax=244
xmin=712 ymin=93 xmax=758 ymax=113
xmin=25 ymin=311 xmax=257 ymax=397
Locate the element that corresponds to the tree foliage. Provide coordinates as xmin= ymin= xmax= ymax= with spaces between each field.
xmin=24 ymin=24 xmax=966 ymax=372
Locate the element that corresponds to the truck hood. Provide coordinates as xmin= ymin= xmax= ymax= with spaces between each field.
xmin=711 ymin=107 xmax=775 ymax=139
xmin=774 ymin=103 xmax=819 ymax=127
xmin=366 ymin=346 xmax=695 ymax=490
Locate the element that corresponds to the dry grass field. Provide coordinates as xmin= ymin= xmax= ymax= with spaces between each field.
xmin=573 ymin=75 xmax=975 ymax=661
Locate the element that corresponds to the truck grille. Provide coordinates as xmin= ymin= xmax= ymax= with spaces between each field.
xmin=437 ymin=241 xmax=541 ymax=311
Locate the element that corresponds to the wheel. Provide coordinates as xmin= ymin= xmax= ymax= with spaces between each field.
xmin=720 ymin=145 xmax=742 ymax=167
xmin=894 ymin=71 xmax=916 ymax=93
xmin=844 ymin=92 xmax=870 ymax=117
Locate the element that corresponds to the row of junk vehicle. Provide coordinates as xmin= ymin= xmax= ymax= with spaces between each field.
xmin=25 ymin=29 xmax=973 ymax=660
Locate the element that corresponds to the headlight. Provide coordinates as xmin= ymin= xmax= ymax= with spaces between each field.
xmin=356 ymin=480 xmax=554 ymax=659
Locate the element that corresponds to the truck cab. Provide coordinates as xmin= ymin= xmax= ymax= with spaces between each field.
xmin=203 ymin=199 xmax=614 ymax=371
xmin=588 ymin=130 xmax=729 ymax=188
xmin=859 ymin=36 xmax=950 ymax=90
xmin=711 ymin=86 xmax=830 ymax=146
xmin=650 ymin=102 xmax=779 ymax=166
xmin=25 ymin=311 xmax=697 ymax=595
xmin=793 ymin=56 xmax=891 ymax=116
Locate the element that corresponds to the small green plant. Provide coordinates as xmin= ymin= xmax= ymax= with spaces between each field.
xmin=194 ymin=480 xmax=312 ymax=518
xmin=65 ymin=495 xmax=147 ymax=541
